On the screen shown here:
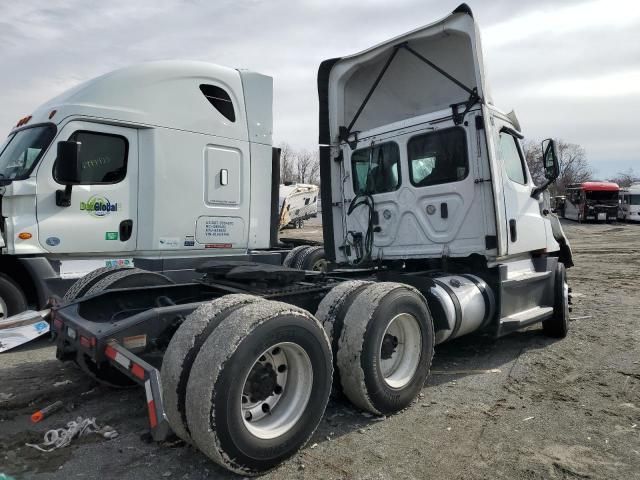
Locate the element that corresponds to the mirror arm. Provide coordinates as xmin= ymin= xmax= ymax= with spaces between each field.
xmin=531 ymin=179 xmax=553 ymax=200
xmin=55 ymin=185 xmax=73 ymax=207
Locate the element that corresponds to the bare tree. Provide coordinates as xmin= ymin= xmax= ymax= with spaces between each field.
xmin=522 ymin=139 xmax=546 ymax=187
xmin=607 ymin=168 xmax=640 ymax=188
xmin=295 ymin=149 xmax=320 ymax=185
xmin=522 ymin=139 xmax=593 ymax=196
xmin=278 ymin=142 xmax=296 ymax=184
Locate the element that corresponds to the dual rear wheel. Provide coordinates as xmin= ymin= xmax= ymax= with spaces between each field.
xmin=162 ymin=281 xmax=434 ymax=475
xmin=316 ymin=282 xmax=434 ymax=415
xmin=282 ymin=245 xmax=327 ymax=272
xmin=162 ymin=296 xmax=332 ymax=475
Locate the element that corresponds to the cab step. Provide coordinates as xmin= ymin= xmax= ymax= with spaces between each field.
xmin=499 ymin=306 xmax=554 ymax=332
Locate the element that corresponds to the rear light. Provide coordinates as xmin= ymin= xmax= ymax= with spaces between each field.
xmin=131 ymin=363 xmax=145 ymax=380
xmin=147 ymin=399 xmax=158 ymax=428
xmin=79 ymin=336 xmax=96 ymax=349
xmin=53 ymin=318 xmax=63 ymax=331
xmin=104 ymin=344 xmax=118 ymax=360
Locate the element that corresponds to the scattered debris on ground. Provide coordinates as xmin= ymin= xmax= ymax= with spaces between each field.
xmin=0 ymin=220 xmax=638 ymax=479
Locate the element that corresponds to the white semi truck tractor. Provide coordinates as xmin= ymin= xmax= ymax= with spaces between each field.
xmin=6 ymin=3 xmax=575 ymax=476
xmin=0 ymin=60 xmax=286 ymax=318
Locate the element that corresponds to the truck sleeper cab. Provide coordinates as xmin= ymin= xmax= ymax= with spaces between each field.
xmin=43 ymin=3 xmax=573 ymax=477
xmin=0 ymin=63 xmax=284 ymax=318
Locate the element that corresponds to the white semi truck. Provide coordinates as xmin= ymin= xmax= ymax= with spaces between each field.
xmin=0 ymin=60 xmax=285 ymax=318
xmin=10 ymin=4 xmax=574 ymax=476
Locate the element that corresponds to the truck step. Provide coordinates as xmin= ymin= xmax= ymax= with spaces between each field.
xmin=500 ymin=306 xmax=554 ymax=329
xmin=502 ymin=271 xmax=552 ymax=288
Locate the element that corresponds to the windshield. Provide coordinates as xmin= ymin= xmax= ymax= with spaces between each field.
xmin=0 ymin=125 xmax=56 ymax=181
xmin=630 ymin=194 xmax=640 ymax=206
xmin=585 ymin=190 xmax=618 ymax=203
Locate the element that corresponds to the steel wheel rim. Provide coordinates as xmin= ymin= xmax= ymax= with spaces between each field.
xmin=241 ymin=342 xmax=313 ymax=440
xmin=311 ymin=258 xmax=328 ymax=272
xmin=0 ymin=296 xmax=7 ymax=318
xmin=379 ymin=313 xmax=422 ymax=389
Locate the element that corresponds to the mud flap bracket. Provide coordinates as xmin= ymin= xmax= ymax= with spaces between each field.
xmin=104 ymin=341 xmax=171 ymax=441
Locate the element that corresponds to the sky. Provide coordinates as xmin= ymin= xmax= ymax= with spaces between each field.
xmin=1 ymin=0 xmax=638 ymax=178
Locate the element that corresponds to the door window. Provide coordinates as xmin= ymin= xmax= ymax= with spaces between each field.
xmin=498 ymin=132 xmax=527 ymax=185
xmin=54 ymin=131 xmax=128 ymax=184
xmin=408 ymin=128 xmax=468 ymax=187
xmin=351 ymin=142 xmax=400 ymax=195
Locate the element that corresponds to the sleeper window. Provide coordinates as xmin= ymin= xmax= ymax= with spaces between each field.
xmin=200 ymin=84 xmax=236 ymax=122
xmin=408 ymin=128 xmax=468 ymax=187
xmin=498 ymin=132 xmax=527 ymax=185
xmin=54 ymin=131 xmax=128 ymax=184
xmin=351 ymin=142 xmax=400 ymax=195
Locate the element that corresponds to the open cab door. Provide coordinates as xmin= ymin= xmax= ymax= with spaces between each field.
xmin=318 ymin=4 xmax=496 ymax=265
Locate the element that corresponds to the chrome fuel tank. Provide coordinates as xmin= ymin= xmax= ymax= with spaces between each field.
xmin=427 ymin=274 xmax=495 ymax=344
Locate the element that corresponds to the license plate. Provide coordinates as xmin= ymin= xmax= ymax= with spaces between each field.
xmin=597 ymin=213 xmax=606 ymax=221
xmin=67 ymin=326 xmax=77 ymax=339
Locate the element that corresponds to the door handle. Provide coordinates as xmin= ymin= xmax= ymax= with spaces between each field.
xmin=509 ymin=219 xmax=517 ymax=242
xmin=441 ymin=202 xmax=448 ymax=219
xmin=119 ymin=219 xmax=133 ymax=242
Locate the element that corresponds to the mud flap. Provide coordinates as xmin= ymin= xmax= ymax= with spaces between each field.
xmin=549 ymin=214 xmax=574 ymax=267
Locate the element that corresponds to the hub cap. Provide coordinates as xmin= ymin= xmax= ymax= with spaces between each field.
xmin=311 ymin=258 xmax=328 ymax=272
xmin=379 ymin=313 xmax=422 ymax=389
xmin=241 ymin=342 xmax=313 ymax=439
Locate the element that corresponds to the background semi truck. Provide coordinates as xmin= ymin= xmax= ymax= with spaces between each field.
xmin=0 ymin=61 xmax=288 ymax=318
xmin=7 ymin=4 xmax=574 ymax=477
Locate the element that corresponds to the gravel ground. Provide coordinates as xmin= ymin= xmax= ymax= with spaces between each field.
xmin=1 ymin=220 xmax=639 ymax=479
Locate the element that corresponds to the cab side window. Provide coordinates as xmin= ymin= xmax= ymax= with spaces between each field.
xmin=54 ymin=131 xmax=128 ymax=184
xmin=408 ymin=128 xmax=468 ymax=187
xmin=351 ymin=142 xmax=400 ymax=195
xmin=498 ymin=132 xmax=527 ymax=185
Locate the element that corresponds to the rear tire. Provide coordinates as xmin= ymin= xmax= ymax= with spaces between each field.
xmin=282 ymin=246 xmax=308 ymax=268
xmin=543 ymin=263 xmax=569 ymax=338
xmin=73 ymin=268 xmax=173 ymax=387
xmin=63 ymin=266 xmax=124 ymax=302
xmin=186 ymin=300 xmax=332 ymax=475
xmin=337 ymin=283 xmax=434 ymax=415
xmin=0 ymin=273 xmax=27 ymax=318
xmin=295 ymin=246 xmax=326 ymax=271
xmin=161 ymin=294 xmax=261 ymax=443
xmin=315 ymin=280 xmax=372 ymax=394
xmin=84 ymin=268 xmax=172 ymax=295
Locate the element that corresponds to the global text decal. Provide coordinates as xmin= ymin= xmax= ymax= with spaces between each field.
xmin=80 ymin=195 xmax=119 ymax=218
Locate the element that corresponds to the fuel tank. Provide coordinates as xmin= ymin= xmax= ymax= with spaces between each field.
xmin=426 ymin=274 xmax=495 ymax=344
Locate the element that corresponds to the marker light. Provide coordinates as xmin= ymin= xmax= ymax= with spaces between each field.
xmin=15 ymin=116 xmax=32 ymax=127
xmin=49 ymin=110 xmax=57 ymax=119
xmin=18 ymin=232 xmax=32 ymax=240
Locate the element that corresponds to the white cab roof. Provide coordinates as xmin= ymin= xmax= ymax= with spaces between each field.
xmin=28 ymin=61 xmax=273 ymax=144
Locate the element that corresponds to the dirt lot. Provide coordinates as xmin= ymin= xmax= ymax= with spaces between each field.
xmin=1 ymin=220 xmax=639 ymax=479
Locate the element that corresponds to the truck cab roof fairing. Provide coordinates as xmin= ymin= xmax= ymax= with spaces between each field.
xmin=318 ymin=4 xmax=490 ymax=145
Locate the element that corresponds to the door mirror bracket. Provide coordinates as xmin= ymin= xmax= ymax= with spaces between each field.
xmin=531 ymin=138 xmax=559 ymax=199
